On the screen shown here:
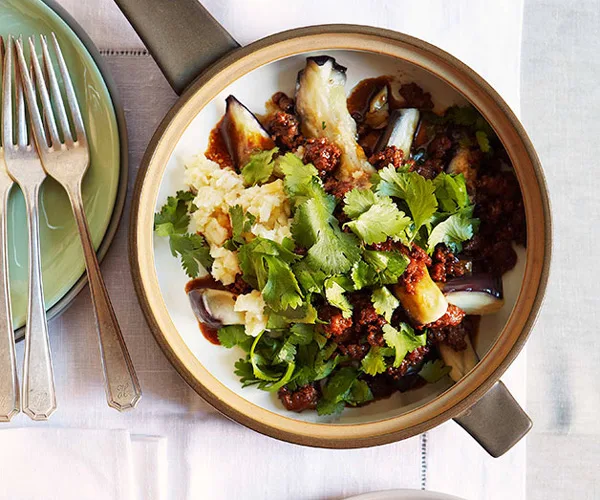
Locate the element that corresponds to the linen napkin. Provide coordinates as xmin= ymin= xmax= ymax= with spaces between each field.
xmin=0 ymin=429 xmax=166 ymax=500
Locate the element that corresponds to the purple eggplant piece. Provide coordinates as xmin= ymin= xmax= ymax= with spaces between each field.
xmin=374 ymin=108 xmax=420 ymax=157
xmin=188 ymin=288 xmax=245 ymax=328
xmin=220 ymin=95 xmax=275 ymax=169
xmin=295 ymin=56 xmax=374 ymax=187
xmin=441 ymin=274 xmax=504 ymax=315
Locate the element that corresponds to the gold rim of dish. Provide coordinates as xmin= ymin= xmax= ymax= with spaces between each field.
xmin=129 ymin=25 xmax=551 ymax=448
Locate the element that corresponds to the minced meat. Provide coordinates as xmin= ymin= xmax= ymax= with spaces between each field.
xmin=387 ymin=345 xmax=430 ymax=378
xmin=368 ymin=145 xmax=407 ymax=169
xmin=272 ymin=91 xmax=295 ymax=113
xmin=425 ymin=304 xmax=465 ymax=330
xmin=399 ymin=82 xmax=434 ymax=109
xmin=323 ymin=178 xmax=355 ymax=199
xmin=303 ymin=137 xmax=342 ymax=178
xmin=428 ymin=315 xmax=478 ymax=351
xmin=319 ymin=304 xmax=353 ymax=340
xmin=429 ymin=245 xmax=469 ymax=282
xmin=224 ymin=274 xmax=252 ymax=295
xmin=267 ymin=111 xmax=302 ymax=150
xmin=278 ymin=384 xmax=319 ymax=412
xmin=398 ymin=245 xmax=432 ymax=295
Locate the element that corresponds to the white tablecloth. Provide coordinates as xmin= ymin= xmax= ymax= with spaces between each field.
xmin=6 ymin=1 xmax=530 ymax=498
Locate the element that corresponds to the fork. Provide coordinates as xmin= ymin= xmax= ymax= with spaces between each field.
xmin=3 ymin=36 xmax=56 ymax=420
xmin=0 ymin=37 xmax=20 ymax=422
xmin=16 ymin=35 xmax=142 ymax=411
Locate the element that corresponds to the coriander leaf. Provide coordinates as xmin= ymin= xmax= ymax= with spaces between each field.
xmin=427 ymin=208 xmax=477 ymax=254
xmin=278 ymin=153 xmax=322 ymax=203
xmin=169 ymin=233 xmax=213 ymax=278
xmin=234 ymin=358 xmax=261 ymax=388
xmin=277 ymin=341 xmax=297 ymax=364
xmin=363 ymin=250 xmax=410 ymax=285
xmin=419 ymin=359 xmax=452 ymax=383
xmin=344 ymin=196 xmax=411 ymax=244
xmin=241 ymin=147 xmax=278 ymax=186
xmin=371 ymin=287 xmax=400 ymax=321
xmin=343 ymin=188 xmax=377 ymax=219
xmin=350 ymin=260 xmax=379 ymax=290
xmin=249 ymin=332 xmax=296 ymax=392
xmin=228 ymin=205 xmax=256 ymax=247
xmin=289 ymin=324 xmax=315 ymax=345
xmin=316 ymin=399 xmax=346 ymax=416
xmin=292 ymin=190 xmax=361 ymax=274
xmin=346 ymin=379 xmax=374 ymax=406
xmin=361 ymin=346 xmax=387 ymax=376
xmin=154 ymin=190 xmax=194 ymax=236
xmin=292 ymin=261 xmax=327 ymax=294
xmin=377 ymin=166 xmax=437 ymax=233
xmin=445 ymin=105 xmax=480 ymax=126
xmin=383 ymin=323 xmax=427 ymax=368
xmin=433 ymin=173 xmax=469 ymax=213
xmin=317 ymin=366 xmax=359 ymax=415
xmin=217 ymin=325 xmax=252 ymax=351
xmin=476 ymin=130 xmax=490 ymax=153
xmin=324 ymin=278 xmax=353 ymax=318
xmin=262 ymin=255 xmax=304 ymax=311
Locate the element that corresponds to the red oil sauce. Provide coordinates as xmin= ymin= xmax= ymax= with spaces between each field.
xmin=185 ymin=276 xmax=227 ymax=345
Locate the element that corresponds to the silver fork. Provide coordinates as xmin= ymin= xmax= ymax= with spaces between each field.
xmin=3 ymin=36 xmax=56 ymax=421
xmin=16 ymin=35 xmax=142 ymax=411
xmin=0 ymin=37 xmax=20 ymax=422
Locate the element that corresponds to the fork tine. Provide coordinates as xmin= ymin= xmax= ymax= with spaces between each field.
xmin=50 ymin=33 xmax=86 ymax=146
xmin=2 ymin=36 xmax=13 ymax=148
xmin=15 ymin=37 xmax=28 ymax=149
xmin=14 ymin=38 xmax=47 ymax=153
xmin=40 ymin=35 xmax=73 ymax=146
xmin=28 ymin=37 xmax=59 ymax=149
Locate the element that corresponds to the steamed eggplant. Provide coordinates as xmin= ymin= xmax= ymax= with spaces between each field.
xmin=375 ymin=108 xmax=420 ymax=157
xmin=393 ymin=266 xmax=448 ymax=325
xmin=221 ymin=95 xmax=275 ymax=169
xmin=364 ymin=85 xmax=389 ymax=129
xmin=188 ymin=288 xmax=245 ymax=328
xmin=438 ymin=335 xmax=478 ymax=382
xmin=447 ymin=147 xmax=478 ymax=193
xmin=295 ymin=56 xmax=375 ymax=187
xmin=441 ymin=274 xmax=504 ymax=315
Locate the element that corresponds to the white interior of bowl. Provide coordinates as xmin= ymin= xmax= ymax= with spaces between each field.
xmin=153 ymin=49 xmax=526 ymax=424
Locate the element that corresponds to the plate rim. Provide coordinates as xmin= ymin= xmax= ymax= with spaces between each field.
xmin=130 ymin=25 xmax=551 ymax=447
xmin=13 ymin=0 xmax=129 ymax=340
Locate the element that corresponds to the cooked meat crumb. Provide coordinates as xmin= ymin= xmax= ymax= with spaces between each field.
xmin=399 ymin=82 xmax=434 ymax=109
xmin=323 ymin=178 xmax=355 ymax=199
xmin=272 ymin=91 xmax=295 ymax=113
xmin=369 ymin=145 xmax=407 ymax=169
xmin=319 ymin=305 xmax=353 ymax=341
xmin=224 ymin=274 xmax=252 ymax=295
xmin=278 ymin=384 xmax=319 ymax=412
xmin=303 ymin=137 xmax=342 ymax=178
xmin=268 ymin=111 xmax=302 ymax=150
xmin=429 ymin=245 xmax=468 ymax=283
xmin=425 ymin=304 xmax=465 ymax=330
xmin=387 ymin=345 xmax=430 ymax=378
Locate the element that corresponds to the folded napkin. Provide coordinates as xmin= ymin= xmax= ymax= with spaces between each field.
xmin=0 ymin=429 xmax=166 ymax=500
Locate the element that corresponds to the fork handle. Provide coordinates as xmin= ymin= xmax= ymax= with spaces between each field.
xmin=0 ymin=185 xmax=19 ymax=421
xmin=68 ymin=185 xmax=141 ymax=411
xmin=22 ymin=185 xmax=56 ymax=420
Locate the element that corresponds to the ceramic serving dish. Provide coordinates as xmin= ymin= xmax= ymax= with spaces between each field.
xmin=119 ymin=0 xmax=551 ymax=455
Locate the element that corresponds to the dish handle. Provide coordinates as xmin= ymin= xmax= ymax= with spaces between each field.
xmin=454 ymin=381 xmax=532 ymax=457
xmin=113 ymin=0 xmax=239 ymax=94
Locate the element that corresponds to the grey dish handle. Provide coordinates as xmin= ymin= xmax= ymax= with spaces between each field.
xmin=113 ymin=0 xmax=239 ymax=94
xmin=454 ymin=381 xmax=532 ymax=457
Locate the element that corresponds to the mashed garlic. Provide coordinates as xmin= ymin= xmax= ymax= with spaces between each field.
xmin=184 ymin=155 xmax=293 ymax=285
xmin=233 ymin=290 xmax=267 ymax=337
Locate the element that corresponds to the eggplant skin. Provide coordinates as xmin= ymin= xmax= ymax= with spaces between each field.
xmin=220 ymin=95 xmax=275 ymax=169
xmin=375 ymin=108 xmax=420 ymax=157
xmin=441 ymin=274 xmax=504 ymax=315
xmin=393 ymin=266 xmax=448 ymax=325
xmin=295 ymin=56 xmax=375 ymax=187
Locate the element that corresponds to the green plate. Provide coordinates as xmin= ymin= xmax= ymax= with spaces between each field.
xmin=0 ymin=0 xmax=126 ymax=338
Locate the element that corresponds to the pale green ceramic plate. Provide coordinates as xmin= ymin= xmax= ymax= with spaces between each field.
xmin=0 ymin=0 xmax=124 ymax=337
